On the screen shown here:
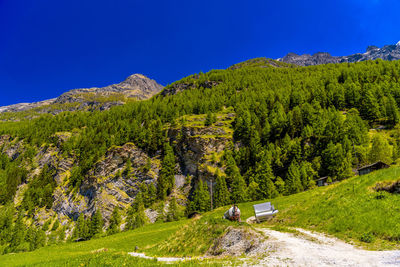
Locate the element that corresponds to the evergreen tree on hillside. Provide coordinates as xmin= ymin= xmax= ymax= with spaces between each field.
xmin=385 ymin=96 xmax=400 ymax=125
xmin=369 ymin=134 xmax=392 ymax=164
xmin=123 ymin=160 xmax=132 ymax=177
xmin=214 ymin=172 xmax=230 ymax=208
xmin=10 ymin=211 xmax=26 ymax=250
xmin=205 ymin=112 xmax=217 ymax=126
xmin=147 ymin=183 xmax=157 ymax=206
xmin=166 ymin=196 xmax=179 ymax=222
xmin=246 ymin=177 xmax=260 ymax=201
xmin=299 ymin=161 xmax=317 ymax=189
xmin=73 ymin=214 xmax=90 ymax=240
xmin=254 ymin=152 xmax=277 ymax=199
xmin=126 ymin=193 xmax=149 ymax=230
xmin=107 ymin=207 xmax=121 ymax=235
xmin=157 ymin=142 xmax=175 ymax=200
xmin=230 ymin=165 xmax=247 ymax=203
xmin=286 ymin=161 xmax=303 ymax=195
xmin=189 ymin=180 xmax=211 ymax=213
xmin=134 ymin=198 xmax=149 ymax=228
xmin=90 ymin=210 xmax=104 ymax=237
xmin=322 ymin=142 xmax=351 ymax=180
xmin=361 ymin=88 xmax=381 ymax=121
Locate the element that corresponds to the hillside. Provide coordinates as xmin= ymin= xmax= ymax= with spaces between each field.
xmin=2 ymin=57 xmax=400 ymax=259
xmin=1 ymin=165 xmax=400 ymax=266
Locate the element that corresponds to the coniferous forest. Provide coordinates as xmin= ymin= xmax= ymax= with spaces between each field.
xmin=1 ymin=58 xmax=400 ymax=254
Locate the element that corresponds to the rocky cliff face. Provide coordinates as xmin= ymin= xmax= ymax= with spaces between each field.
xmin=0 ymin=110 xmax=234 ymax=232
xmin=0 ymin=74 xmax=163 ymax=114
xmin=278 ymin=42 xmax=400 ymax=66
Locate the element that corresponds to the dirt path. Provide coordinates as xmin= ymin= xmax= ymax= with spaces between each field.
xmin=248 ymin=227 xmax=400 ymax=267
xmin=128 ymin=252 xmax=189 ymax=263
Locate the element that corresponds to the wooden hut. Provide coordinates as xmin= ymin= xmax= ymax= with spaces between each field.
xmin=316 ymin=176 xmax=329 ymax=187
xmin=357 ymin=161 xmax=389 ymax=176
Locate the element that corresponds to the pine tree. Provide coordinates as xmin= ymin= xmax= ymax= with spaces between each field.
xmin=156 ymin=202 xmax=165 ymax=222
xmin=286 ymin=161 xmax=303 ymax=194
xmin=189 ymin=180 xmax=211 ymax=213
xmin=126 ymin=205 xmax=135 ymax=230
xmin=166 ymin=196 xmax=179 ymax=222
xmin=275 ymin=177 xmax=285 ymax=195
xmin=123 ymin=160 xmax=132 ymax=177
xmin=229 ymin=157 xmax=247 ymax=203
xmin=51 ymin=219 xmax=60 ymax=231
xmin=107 ymin=207 xmax=121 ymax=235
xmin=133 ymin=199 xmax=149 ymax=228
xmin=33 ymin=228 xmax=46 ymax=250
xmin=90 ymin=210 xmax=104 ymax=237
xmin=10 ymin=211 xmax=25 ymax=250
xmin=224 ymin=153 xmax=237 ymax=186
xmin=58 ymin=226 xmax=66 ymax=242
xmin=246 ymin=177 xmax=261 ymax=201
xmin=254 ymin=153 xmax=277 ymax=199
xmin=205 ymin=112 xmax=215 ymax=126
xmin=214 ymin=173 xmax=230 ymax=208
xmin=73 ymin=214 xmax=90 ymax=240
xmin=299 ymin=162 xmax=317 ymax=189
xmin=157 ymin=142 xmax=175 ymax=199
xmin=369 ymin=134 xmax=392 ymax=164
xmin=147 ymin=183 xmax=157 ymax=206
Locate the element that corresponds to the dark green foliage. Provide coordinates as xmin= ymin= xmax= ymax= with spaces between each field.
xmin=51 ymin=219 xmax=60 ymax=231
xmin=157 ymin=142 xmax=175 ymax=199
xmin=22 ymin=164 xmax=56 ymax=210
xmin=107 ymin=207 xmax=121 ymax=235
xmin=285 ymin=161 xmax=303 ymax=195
xmin=205 ymin=112 xmax=217 ymax=126
xmin=147 ymin=183 xmax=157 ymax=206
xmin=188 ymin=180 xmax=211 ymax=213
xmin=123 ymin=160 xmax=132 ymax=177
xmin=90 ymin=210 xmax=104 ymax=237
xmin=226 ymin=155 xmax=247 ymax=203
xmin=73 ymin=214 xmax=90 ymax=240
xmin=0 ymin=155 xmax=28 ymax=204
xmin=214 ymin=172 xmax=230 ymax=208
xmin=166 ymin=196 xmax=179 ymax=222
xmin=254 ymin=152 xmax=278 ymax=199
xmin=126 ymin=192 xmax=148 ymax=229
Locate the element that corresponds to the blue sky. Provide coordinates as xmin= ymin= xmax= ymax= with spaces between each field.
xmin=1 ymin=0 xmax=399 ymax=106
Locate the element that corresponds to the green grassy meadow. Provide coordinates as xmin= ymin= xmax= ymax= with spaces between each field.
xmin=239 ymin=166 xmax=400 ymax=250
xmin=2 ymin=166 xmax=400 ymax=266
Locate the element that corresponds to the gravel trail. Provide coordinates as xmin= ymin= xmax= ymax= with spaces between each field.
xmin=249 ymin=227 xmax=400 ymax=267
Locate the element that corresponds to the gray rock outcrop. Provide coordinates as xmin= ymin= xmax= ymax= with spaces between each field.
xmin=278 ymin=42 xmax=400 ymax=66
xmin=0 ymin=74 xmax=163 ymax=113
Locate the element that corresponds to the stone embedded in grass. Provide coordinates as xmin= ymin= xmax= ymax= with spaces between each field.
xmin=373 ymin=180 xmax=400 ymax=194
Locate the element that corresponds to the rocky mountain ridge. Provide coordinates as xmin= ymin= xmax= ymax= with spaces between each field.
xmin=0 ymin=74 xmax=163 ymax=113
xmin=278 ymin=42 xmax=400 ymax=66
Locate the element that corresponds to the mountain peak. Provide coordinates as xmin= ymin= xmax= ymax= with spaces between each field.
xmin=0 ymin=73 xmax=163 ymax=113
xmin=279 ymin=42 xmax=400 ymax=66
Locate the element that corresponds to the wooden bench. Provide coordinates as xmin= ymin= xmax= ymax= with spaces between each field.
xmin=253 ymin=202 xmax=278 ymax=223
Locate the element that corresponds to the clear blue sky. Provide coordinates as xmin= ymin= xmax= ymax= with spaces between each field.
xmin=1 ymin=0 xmax=399 ymax=106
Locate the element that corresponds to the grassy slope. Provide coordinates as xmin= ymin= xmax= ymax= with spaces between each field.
xmin=238 ymin=166 xmax=400 ymax=250
xmin=2 ymin=167 xmax=400 ymax=266
xmin=0 ymin=220 xmax=187 ymax=266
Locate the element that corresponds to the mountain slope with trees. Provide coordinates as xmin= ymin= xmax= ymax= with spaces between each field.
xmin=1 ymin=57 xmax=400 ymax=255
